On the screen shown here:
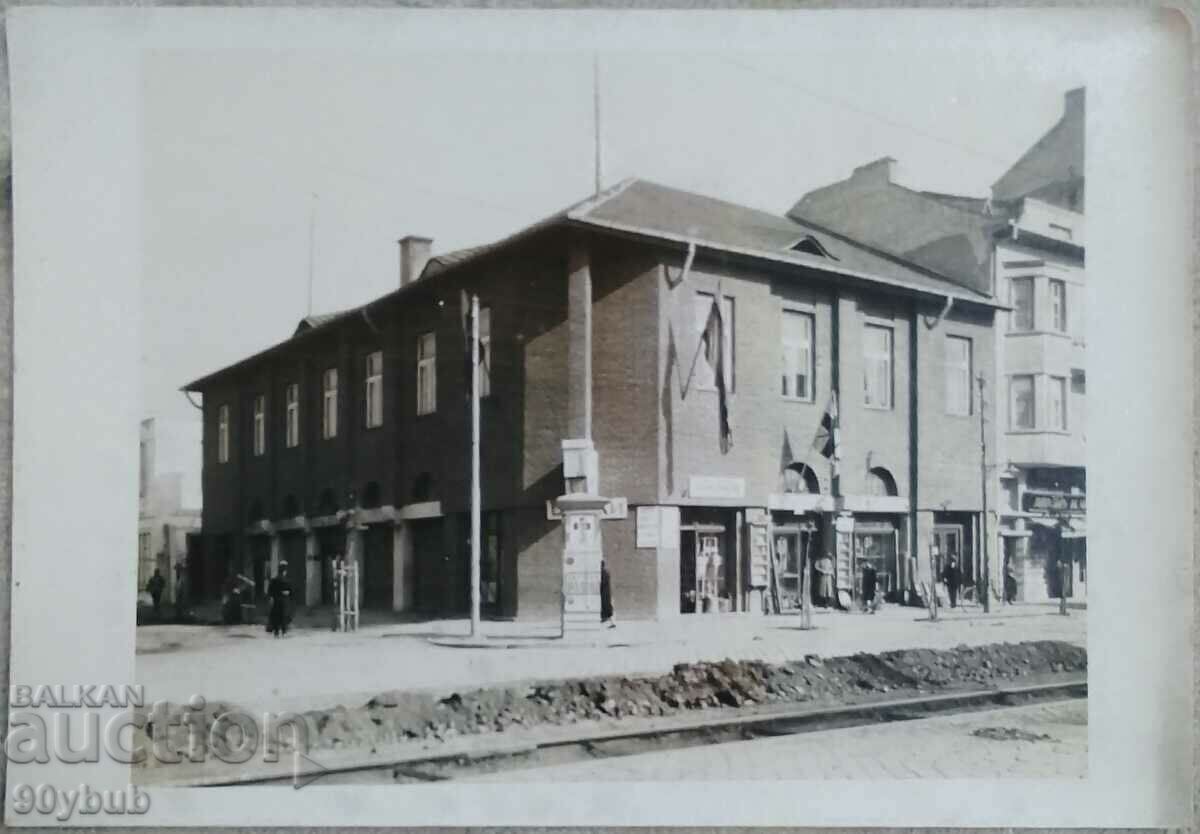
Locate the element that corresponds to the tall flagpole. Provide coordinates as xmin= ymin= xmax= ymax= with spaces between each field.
xmin=307 ymin=193 xmax=317 ymax=316
xmin=470 ymin=294 xmax=482 ymax=636
xmin=593 ymin=54 xmax=603 ymax=195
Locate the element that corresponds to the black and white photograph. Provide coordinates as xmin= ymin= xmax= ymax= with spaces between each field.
xmin=3 ymin=5 xmax=1194 ymax=828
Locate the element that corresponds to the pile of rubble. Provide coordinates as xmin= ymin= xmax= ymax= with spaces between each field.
xmin=136 ymin=639 xmax=1085 ymax=767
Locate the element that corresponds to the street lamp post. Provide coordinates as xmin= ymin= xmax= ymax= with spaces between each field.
xmin=978 ymin=374 xmax=990 ymax=613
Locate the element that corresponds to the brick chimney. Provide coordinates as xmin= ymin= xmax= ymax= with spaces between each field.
xmin=852 ymin=156 xmax=897 ymax=185
xmin=398 ymin=236 xmax=433 ymax=287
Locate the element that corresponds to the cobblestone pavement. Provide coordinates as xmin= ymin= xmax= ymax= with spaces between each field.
xmin=462 ymin=699 xmax=1088 ymax=782
xmin=135 ymin=604 xmax=1086 ymax=714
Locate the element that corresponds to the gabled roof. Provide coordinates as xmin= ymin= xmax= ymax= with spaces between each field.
xmin=574 ymin=179 xmax=994 ymax=302
xmin=185 ymin=178 xmax=998 ymax=392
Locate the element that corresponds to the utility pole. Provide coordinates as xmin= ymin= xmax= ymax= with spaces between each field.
xmin=469 ymin=294 xmax=482 ymax=636
xmin=978 ymin=374 xmax=990 ymax=613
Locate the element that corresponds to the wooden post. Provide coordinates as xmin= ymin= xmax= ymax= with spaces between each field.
xmin=1059 ymin=560 xmax=1069 ymax=616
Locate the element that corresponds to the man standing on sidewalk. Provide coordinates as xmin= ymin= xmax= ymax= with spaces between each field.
xmin=600 ymin=560 xmax=615 ymax=629
xmin=942 ymin=556 xmax=962 ymax=609
xmin=861 ymin=562 xmax=878 ymax=614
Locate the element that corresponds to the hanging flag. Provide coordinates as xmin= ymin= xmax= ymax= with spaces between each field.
xmin=461 ymin=290 xmax=473 ymax=402
xmin=812 ymin=391 xmax=840 ymax=467
xmin=701 ymin=295 xmax=733 ymax=453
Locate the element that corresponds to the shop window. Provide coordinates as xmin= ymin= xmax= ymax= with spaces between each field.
xmin=781 ymin=462 xmax=820 ymax=494
xmin=865 ymin=467 xmax=898 ymax=497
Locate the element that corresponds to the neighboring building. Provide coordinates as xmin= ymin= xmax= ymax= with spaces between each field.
xmin=185 ymin=178 xmax=1004 ymax=621
xmin=138 ymin=417 xmax=203 ymax=604
xmin=790 ymin=87 xmax=1086 ymax=602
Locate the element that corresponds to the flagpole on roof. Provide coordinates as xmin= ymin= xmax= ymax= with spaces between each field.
xmin=593 ymin=53 xmax=603 ymax=195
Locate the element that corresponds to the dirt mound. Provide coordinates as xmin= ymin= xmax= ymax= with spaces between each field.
xmin=136 ymin=639 xmax=1085 ymax=767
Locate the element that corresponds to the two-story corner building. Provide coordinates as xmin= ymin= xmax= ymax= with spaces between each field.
xmin=138 ymin=417 xmax=203 ymax=604
xmin=184 ymin=178 xmax=1004 ymax=623
xmin=789 ymin=87 xmax=1086 ymax=602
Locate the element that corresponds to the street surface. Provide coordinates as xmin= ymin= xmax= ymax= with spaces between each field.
xmin=462 ymin=699 xmax=1088 ymax=781
xmin=135 ymin=603 xmax=1086 ymax=715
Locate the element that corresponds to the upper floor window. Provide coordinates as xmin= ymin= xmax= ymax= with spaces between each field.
xmin=1011 ymin=278 xmax=1034 ymax=331
xmin=863 ymin=323 xmax=893 ymax=409
xmin=322 ymin=368 xmax=338 ymax=439
xmin=1010 ymin=375 xmax=1035 ymax=430
xmin=479 ymin=306 xmax=492 ymax=399
xmin=1049 ymin=279 xmax=1067 ymax=333
xmin=252 ymin=395 xmax=266 ymax=456
xmin=365 ymin=351 xmax=384 ymax=428
xmin=945 ymin=336 xmax=973 ymax=416
xmin=217 ymin=404 xmax=230 ymax=463
xmin=285 ymin=383 xmax=300 ymax=448
xmin=417 ymin=334 xmax=437 ymax=415
xmin=1048 ymin=375 xmax=1067 ymax=430
xmin=694 ymin=291 xmax=735 ymax=391
xmin=780 ymin=310 xmax=814 ymax=401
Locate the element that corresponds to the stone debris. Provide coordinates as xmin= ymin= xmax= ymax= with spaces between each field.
xmin=135 ymin=639 xmax=1085 ymax=767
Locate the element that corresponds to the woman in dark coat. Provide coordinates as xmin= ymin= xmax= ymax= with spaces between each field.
xmin=861 ymin=562 xmax=878 ymax=613
xmin=600 ymin=560 xmax=615 ymax=628
xmin=267 ymin=563 xmax=292 ymax=638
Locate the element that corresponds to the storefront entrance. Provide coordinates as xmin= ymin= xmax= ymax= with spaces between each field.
xmin=851 ymin=520 xmax=899 ymax=603
xmin=771 ymin=520 xmax=821 ymax=611
xmin=680 ymin=510 xmax=735 ymax=614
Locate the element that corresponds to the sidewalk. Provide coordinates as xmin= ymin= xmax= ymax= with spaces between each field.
xmin=134 ymin=602 xmax=1086 ymax=716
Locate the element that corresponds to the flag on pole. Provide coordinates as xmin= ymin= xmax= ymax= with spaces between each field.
xmin=812 ymin=391 xmax=840 ymax=479
xmin=701 ymin=295 xmax=733 ymax=453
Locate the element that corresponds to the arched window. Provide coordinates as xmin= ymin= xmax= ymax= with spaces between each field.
xmin=318 ymin=488 xmax=339 ymax=516
xmin=362 ymin=481 xmax=382 ymax=509
xmin=412 ymin=472 xmax=435 ymax=503
xmin=781 ymin=463 xmax=820 ymax=495
xmin=866 ymin=467 xmax=898 ymax=497
xmin=248 ymin=499 xmax=266 ymax=524
xmin=281 ymin=494 xmax=300 ymax=518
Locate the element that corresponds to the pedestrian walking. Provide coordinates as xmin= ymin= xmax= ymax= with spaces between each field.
xmin=600 ymin=559 xmax=615 ymax=628
xmin=861 ymin=562 xmax=878 ymax=614
xmin=942 ymin=556 xmax=962 ymax=609
xmin=267 ymin=562 xmax=292 ymax=638
xmin=816 ymin=553 xmax=835 ymax=607
xmin=173 ymin=559 xmax=188 ymax=621
xmin=1004 ymin=560 xmax=1018 ymax=605
xmin=147 ymin=568 xmax=166 ymax=620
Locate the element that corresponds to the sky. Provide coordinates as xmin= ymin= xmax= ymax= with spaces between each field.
xmin=141 ymin=11 xmax=1098 ymax=438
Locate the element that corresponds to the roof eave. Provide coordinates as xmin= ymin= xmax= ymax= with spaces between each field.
xmin=569 ymin=215 xmax=1004 ymax=310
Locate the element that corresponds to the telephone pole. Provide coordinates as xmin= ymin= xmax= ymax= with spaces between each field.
xmin=593 ymin=54 xmax=603 ymax=195
xmin=469 ymin=294 xmax=482 ymax=636
xmin=978 ymin=374 xmax=990 ymax=613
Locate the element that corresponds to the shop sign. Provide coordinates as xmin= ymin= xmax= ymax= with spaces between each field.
xmin=688 ymin=476 xmax=746 ymax=499
xmin=636 ymin=506 xmax=679 ymax=549
xmin=546 ymin=497 xmax=628 ymax=521
xmin=1023 ymin=491 xmax=1085 ymax=515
